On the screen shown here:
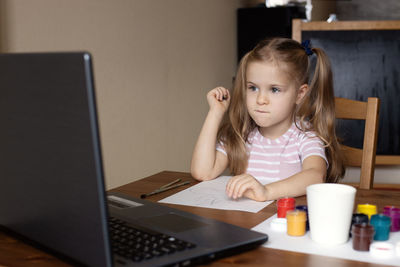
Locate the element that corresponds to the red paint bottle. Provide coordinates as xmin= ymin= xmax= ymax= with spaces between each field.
xmin=277 ymin=197 xmax=295 ymax=218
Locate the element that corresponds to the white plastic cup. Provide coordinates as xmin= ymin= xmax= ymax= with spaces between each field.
xmin=307 ymin=183 xmax=356 ymax=245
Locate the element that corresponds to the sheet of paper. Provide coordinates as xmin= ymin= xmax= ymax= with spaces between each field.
xmin=159 ymin=176 xmax=272 ymax=213
xmin=252 ymin=214 xmax=400 ymax=266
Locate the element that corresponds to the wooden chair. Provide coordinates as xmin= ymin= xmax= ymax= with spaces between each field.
xmin=292 ymin=19 xmax=400 ymax=168
xmin=292 ymin=19 xmax=400 ymax=189
xmin=335 ymin=97 xmax=380 ymax=189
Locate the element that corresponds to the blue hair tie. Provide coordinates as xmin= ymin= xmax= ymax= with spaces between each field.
xmin=301 ymin=40 xmax=313 ymax=56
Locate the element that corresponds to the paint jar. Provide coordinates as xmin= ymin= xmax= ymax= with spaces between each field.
xmin=370 ymin=214 xmax=391 ymax=241
xmin=351 ymin=223 xmax=374 ymax=251
xmin=382 ymin=206 xmax=400 ymax=232
xmin=295 ymin=205 xmax=309 ymax=231
xmin=277 ymin=197 xmax=295 ymax=218
xmin=350 ymin=213 xmax=369 ymax=237
xmin=357 ymin=204 xmax=377 ymax=219
xmin=286 ymin=210 xmax=307 ymax=236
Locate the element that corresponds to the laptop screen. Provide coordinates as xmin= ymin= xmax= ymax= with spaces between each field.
xmin=0 ymin=53 xmax=112 ymax=267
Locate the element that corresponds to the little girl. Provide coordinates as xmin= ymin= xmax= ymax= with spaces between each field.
xmin=191 ymin=37 xmax=345 ymax=201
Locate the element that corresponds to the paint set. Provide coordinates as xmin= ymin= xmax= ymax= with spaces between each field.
xmin=272 ymin=197 xmax=400 ymax=258
xmin=351 ymin=204 xmax=400 ymax=257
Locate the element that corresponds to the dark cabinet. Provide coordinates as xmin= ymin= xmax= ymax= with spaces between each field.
xmin=237 ymin=6 xmax=306 ymax=62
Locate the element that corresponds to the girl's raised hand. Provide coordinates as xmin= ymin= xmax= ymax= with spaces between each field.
xmin=206 ymin=87 xmax=230 ymax=114
xmin=226 ymin=174 xmax=268 ymax=202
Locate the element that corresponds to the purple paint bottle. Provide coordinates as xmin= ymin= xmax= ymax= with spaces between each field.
xmin=383 ymin=206 xmax=400 ymax=232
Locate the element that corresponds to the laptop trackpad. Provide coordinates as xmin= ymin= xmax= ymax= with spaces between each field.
xmin=139 ymin=213 xmax=208 ymax=233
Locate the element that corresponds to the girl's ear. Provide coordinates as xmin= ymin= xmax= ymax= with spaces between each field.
xmin=296 ymin=84 xmax=309 ymax=104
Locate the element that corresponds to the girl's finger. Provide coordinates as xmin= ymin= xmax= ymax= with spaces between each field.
xmin=217 ymin=87 xmax=225 ymax=101
xmin=226 ymin=175 xmax=241 ymax=198
xmin=232 ymin=176 xmax=250 ymax=199
xmin=226 ymin=178 xmax=236 ymax=198
xmin=232 ymin=178 xmax=244 ymax=199
xmin=236 ymin=182 xmax=251 ymax=199
xmin=221 ymin=87 xmax=228 ymax=97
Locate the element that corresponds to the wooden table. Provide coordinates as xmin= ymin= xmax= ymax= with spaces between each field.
xmin=1 ymin=171 xmax=399 ymax=266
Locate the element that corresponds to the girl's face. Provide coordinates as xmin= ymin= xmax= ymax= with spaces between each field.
xmin=245 ymin=61 xmax=307 ymax=139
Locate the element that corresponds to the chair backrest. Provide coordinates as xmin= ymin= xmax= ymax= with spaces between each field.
xmin=335 ymin=97 xmax=380 ymax=189
xmin=292 ymin=19 xmax=400 ymax=168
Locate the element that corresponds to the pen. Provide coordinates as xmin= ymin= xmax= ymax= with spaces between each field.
xmin=140 ymin=181 xmax=190 ymax=199
xmin=160 ymin=178 xmax=181 ymax=189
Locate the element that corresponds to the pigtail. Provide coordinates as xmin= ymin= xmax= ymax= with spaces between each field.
xmin=307 ymin=47 xmax=345 ymax=182
xmin=217 ymin=53 xmax=254 ymax=175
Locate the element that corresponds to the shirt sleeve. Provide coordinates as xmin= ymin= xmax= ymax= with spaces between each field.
xmin=299 ymin=132 xmax=328 ymax=166
xmin=216 ymin=141 xmax=227 ymax=156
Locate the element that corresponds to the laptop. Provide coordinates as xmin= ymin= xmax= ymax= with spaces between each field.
xmin=0 ymin=52 xmax=268 ymax=267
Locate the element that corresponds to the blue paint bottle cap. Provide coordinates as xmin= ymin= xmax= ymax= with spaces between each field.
xmin=295 ymin=205 xmax=308 ymax=212
xmin=370 ymin=214 xmax=391 ymax=226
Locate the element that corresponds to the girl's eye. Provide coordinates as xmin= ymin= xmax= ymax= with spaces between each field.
xmin=271 ymin=87 xmax=280 ymax=93
xmin=248 ymin=85 xmax=258 ymax=91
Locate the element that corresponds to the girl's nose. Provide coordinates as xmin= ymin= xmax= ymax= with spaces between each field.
xmin=256 ymin=91 xmax=269 ymax=105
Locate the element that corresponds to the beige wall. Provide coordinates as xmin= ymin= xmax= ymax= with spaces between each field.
xmin=0 ymin=0 xmax=240 ymax=189
xmin=1 ymin=0 xmax=398 ymax=189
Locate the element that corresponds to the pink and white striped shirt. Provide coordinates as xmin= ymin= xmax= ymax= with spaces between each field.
xmin=217 ymin=123 xmax=327 ymax=185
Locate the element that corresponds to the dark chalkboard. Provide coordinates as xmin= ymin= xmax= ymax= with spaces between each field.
xmin=302 ymin=30 xmax=400 ymax=155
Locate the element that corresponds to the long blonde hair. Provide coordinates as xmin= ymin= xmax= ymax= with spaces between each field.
xmin=218 ymin=37 xmax=345 ymax=183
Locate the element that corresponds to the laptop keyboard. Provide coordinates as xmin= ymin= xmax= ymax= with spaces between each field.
xmin=109 ymin=216 xmax=197 ymax=263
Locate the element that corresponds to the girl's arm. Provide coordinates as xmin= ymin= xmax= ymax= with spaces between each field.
xmin=226 ymin=155 xmax=326 ymax=201
xmin=191 ymin=87 xmax=230 ymax=181
xmin=263 ymin=155 xmax=326 ymax=200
